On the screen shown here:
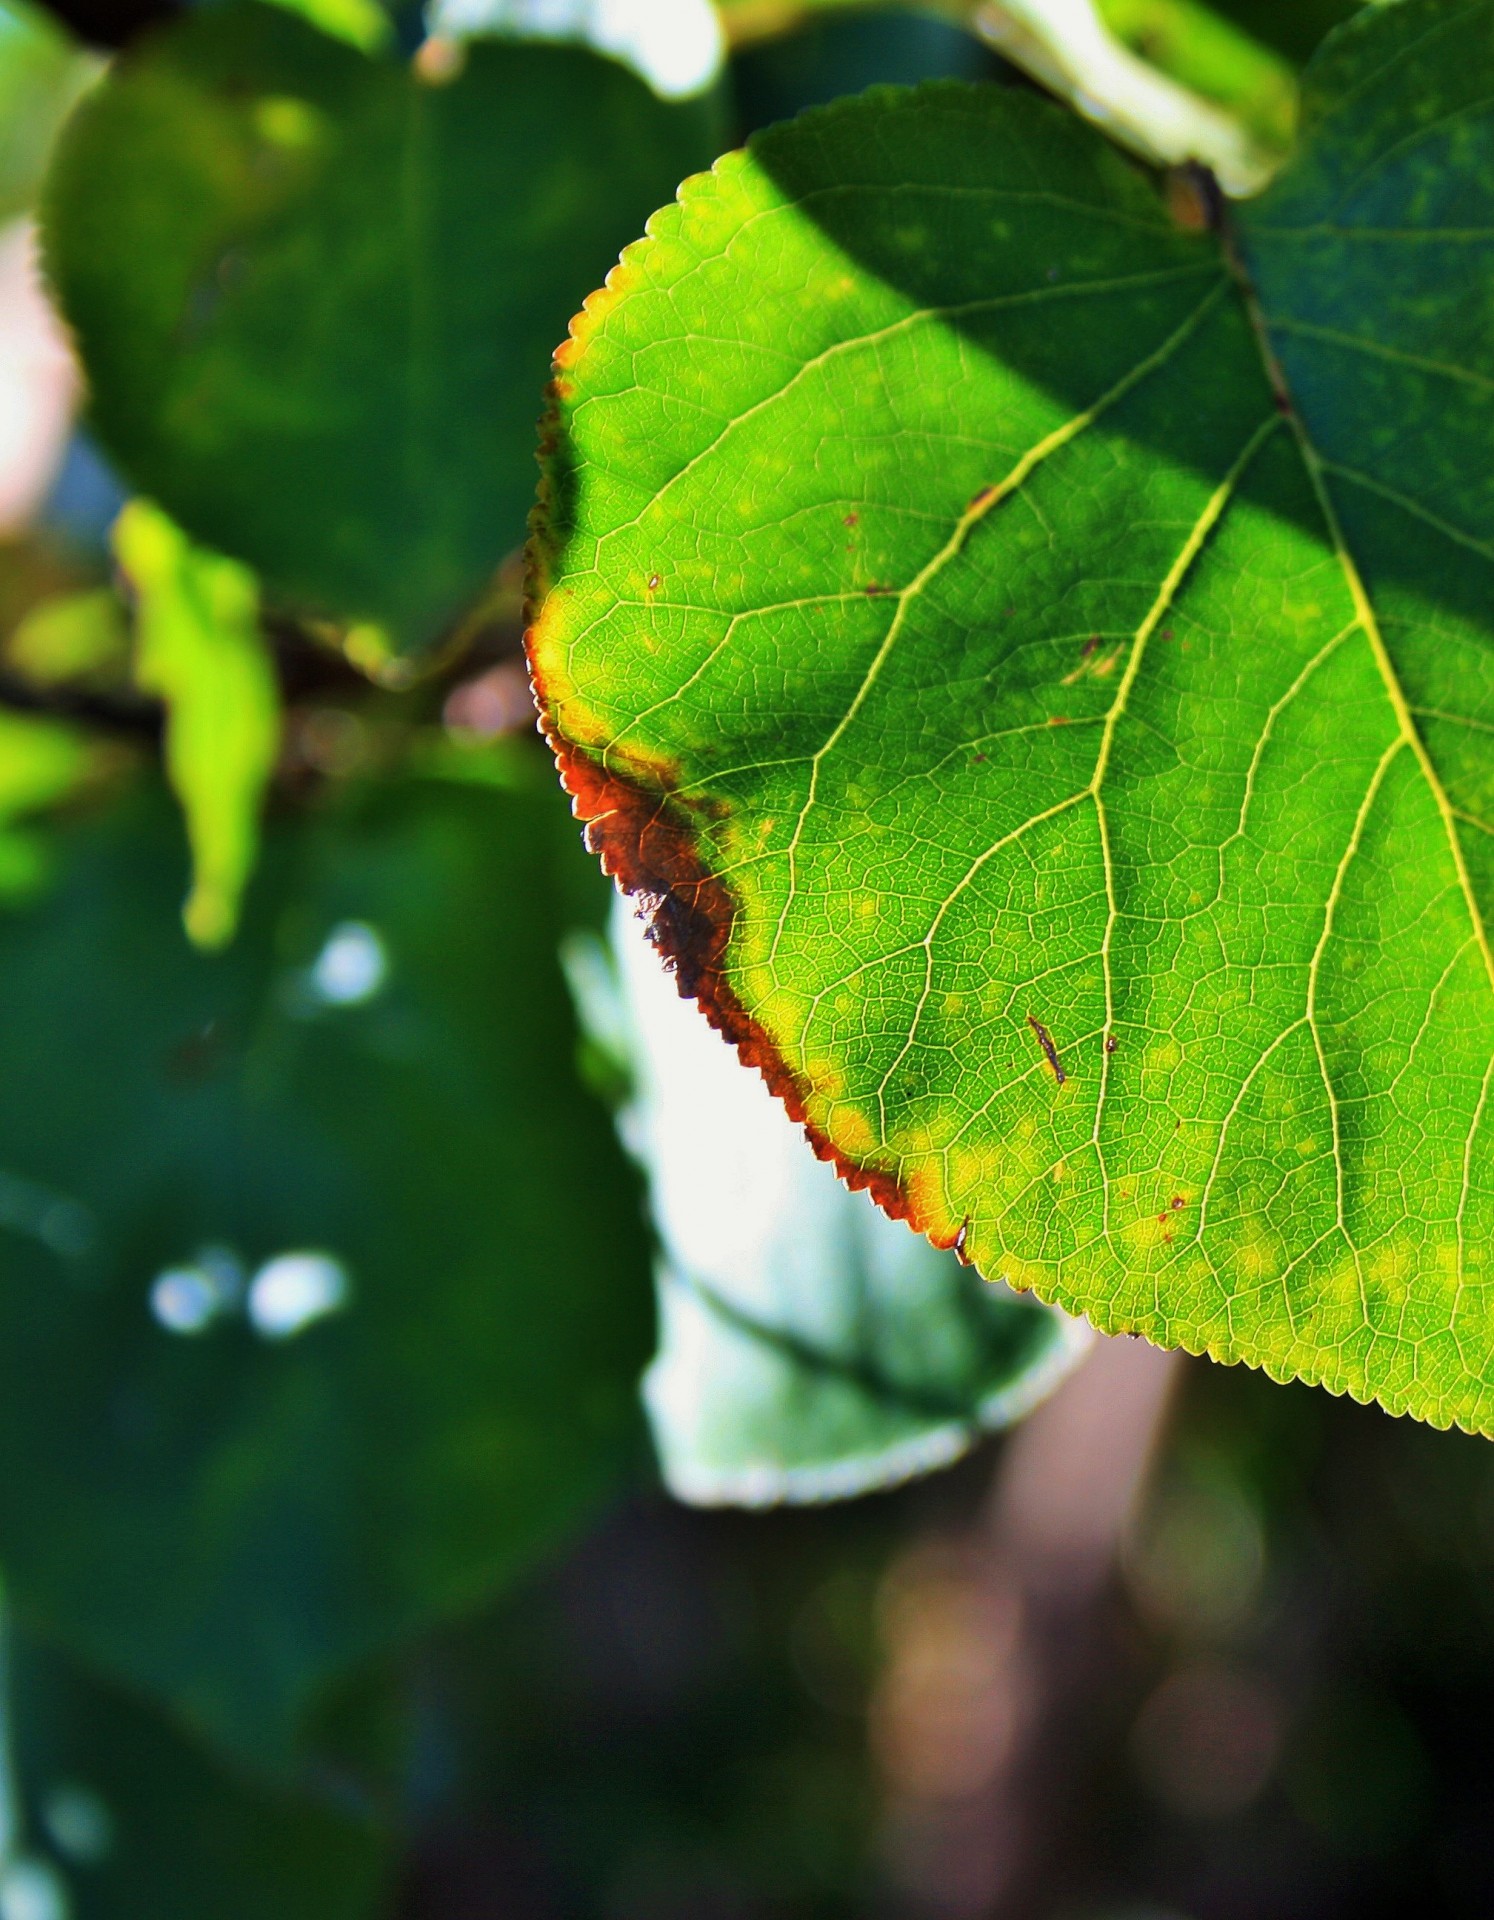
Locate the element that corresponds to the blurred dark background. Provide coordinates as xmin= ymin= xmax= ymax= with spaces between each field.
xmin=376 ymin=1341 xmax=1494 ymax=1920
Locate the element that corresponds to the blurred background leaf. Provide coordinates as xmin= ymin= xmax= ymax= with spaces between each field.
xmin=0 ymin=704 xmax=96 ymax=888
xmin=0 ymin=0 xmax=95 ymax=226
xmin=264 ymin=0 xmax=395 ymax=51
xmin=7 ymin=1620 xmax=389 ymax=1919
xmin=728 ymin=3 xmax=1003 ymax=122
xmin=0 ymin=761 xmax=653 ymax=1769
xmin=40 ymin=2 xmax=723 ymax=650
xmin=114 ymin=501 xmax=279 ymax=949
xmin=424 ymin=0 xmax=726 ymax=100
xmin=1093 ymin=0 xmax=1297 ymax=146
xmin=585 ymin=902 xmax=1090 ymax=1506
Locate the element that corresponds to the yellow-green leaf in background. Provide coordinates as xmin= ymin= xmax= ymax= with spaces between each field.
xmin=114 ymin=501 xmax=279 ymax=950
xmin=0 ymin=0 xmax=95 ymax=224
xmin=0 ymin=708 xmax=92 ymax=900
xmin=7 ymin=584 xmax=130 ymax=687
xmin=265 ymin=0 xmax=393 ymax=50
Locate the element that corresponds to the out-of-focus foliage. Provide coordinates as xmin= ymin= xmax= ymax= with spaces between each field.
xmin=426 ymin=0 xmax=727 ymax=100
xmin=9 ymin=1627 xmax=387 ymax=1920
xmin=1095 ymin=0 xmax=1296 ymax=145
xmin=729 ymin=4 xmax=1000 ymax=123
xmin=7 ymin=585 xmax=129 ymax=689
xmin=41 ymin=2 xmax=721 ymax=648
xmin=592 ymin=901 xmax=1088 ymax=1505
xmin=0 ymin=708 xmax=92 ymax=895
xmin=0 ymin=0 xmax=93 ymax=223
xmin=114 ymin=501 xmax=279 ymax=948
xmin=1207 ymin=0 xmax=1359 ymax=64
xmin=264 ymin=0 xmax=394 ymax=52
xmin=0 ymin=764 xmax=652 ymax=1766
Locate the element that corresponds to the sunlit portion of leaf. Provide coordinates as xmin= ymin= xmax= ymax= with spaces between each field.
xmin=114 ymin=501 xmax=279 ymax=950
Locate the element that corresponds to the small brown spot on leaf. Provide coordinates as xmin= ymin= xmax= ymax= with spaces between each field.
xmin=1027 ymin=1014 xmax=1066 ymax=1086
xmin=646 ymin=573 xmax=661 ymax=592
xmin=844 ymin=512 xmax=859 ymax=527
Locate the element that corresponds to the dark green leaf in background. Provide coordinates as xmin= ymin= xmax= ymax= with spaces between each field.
xmin=531 ymin=0 xmax=1494 ymax=1433
xmin=41 ymin=1 xmax=722 ymax=647
xmin=0 ymin=761 xmax=652 ymax=1768
xmin=7 ymin=1623 xmax=386 ymax=1920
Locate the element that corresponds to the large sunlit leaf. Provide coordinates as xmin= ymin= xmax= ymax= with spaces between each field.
xmin=114 ymin=500 xmax=279 ymax=949
xmin=531 ymin=0 xmax=1494 ymax=1434
xmin=40 ymin=1 xmax=720 ymax=647
xmin=0 ymin=761 xmax=652 ymax=1766
xmin=572 ymin=902 xmax=1087 ymax=1505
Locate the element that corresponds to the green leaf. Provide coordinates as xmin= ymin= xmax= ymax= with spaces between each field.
xmin=7 ymin=586 xmax=130 ymax=688
xmin=263 ymin=0 xmax=393 ymax=52
xmin=729 ymin=5 xmax=999 ymax=129
xmin=426 ymin=0 xmax=726 ymax=100
xmin=1205 ymin=0 xmax=1359 ymax=64
xmin=0 ymin=705 xmax=101 ymax=903
xmin=1094 ymin=0 xmax=1298 ymax=151
xmin=40 ymin=1 xmax=722 ymax=648
xmin=0 ymin=0 xmax=94 ymax=224
xmin=972 ymin=0 xmax=1274 ymax=189
xmin=7 ymin=1625 xmax=387 ymax=1920
xmin=594 ymin=901 xmax=1087 ymax=1505
xmin=531 ymin=0 xmax=1494 ymax=1434
xmin=0 ymin=766 xmax=652 ymax=1765
xmin=114 ymin=500 xmax=279 ymax=949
